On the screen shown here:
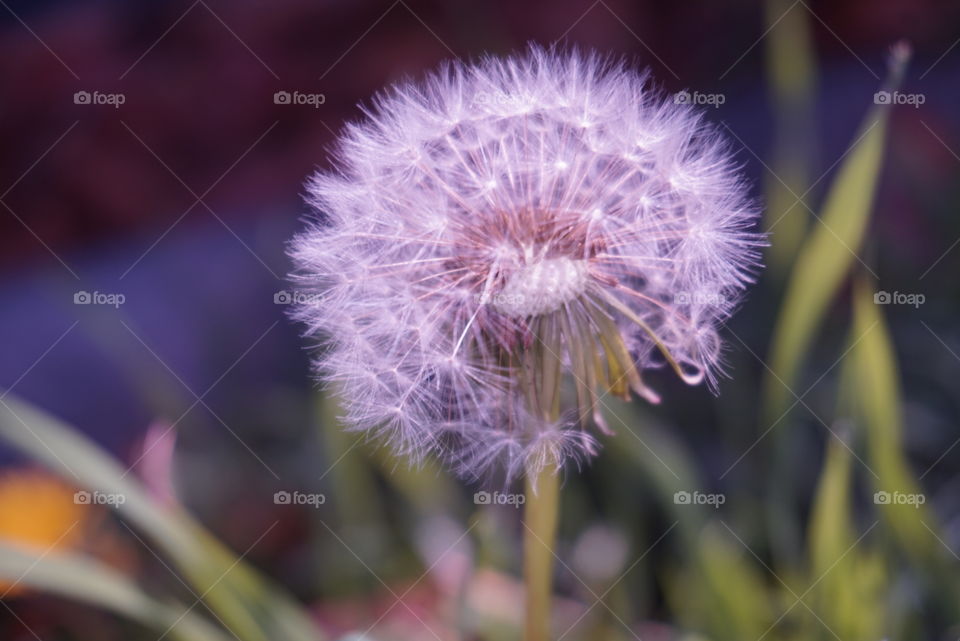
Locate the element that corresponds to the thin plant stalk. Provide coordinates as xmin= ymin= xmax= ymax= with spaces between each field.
xmin=523 ymin=464 xmax=560 ymax=641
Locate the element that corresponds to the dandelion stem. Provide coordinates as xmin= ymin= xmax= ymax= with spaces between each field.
xmin=523 ymin=464 xmax=560 ymax=641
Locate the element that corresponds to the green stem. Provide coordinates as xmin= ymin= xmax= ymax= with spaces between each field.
xmin=523 ymin=464 xmax=560 ymax=641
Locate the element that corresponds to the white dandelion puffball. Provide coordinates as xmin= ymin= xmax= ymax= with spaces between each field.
xmin=291 ymin=46 xmax=763 ymax=483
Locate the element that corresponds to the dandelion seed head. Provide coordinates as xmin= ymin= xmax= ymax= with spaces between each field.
xmin=493 ymin=256 xmax=590 ymax=318
xmin=291 ymin=45 xmax=764 ymax=485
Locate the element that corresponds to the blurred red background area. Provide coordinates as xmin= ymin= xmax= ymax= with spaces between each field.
xmin=0 ymin=0 xmax=957 ymax=272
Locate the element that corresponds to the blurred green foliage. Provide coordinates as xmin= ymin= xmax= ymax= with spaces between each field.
xmin=0 ymin=396 xmax=324 ymax=641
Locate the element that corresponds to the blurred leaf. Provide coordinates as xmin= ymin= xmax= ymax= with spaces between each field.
xmin=0 ymin=395 xmax=324 ymax=641
xmin=610 ymin=404 xmax=778 ymax=641
xmin=764 ymin=45 xmax=910 ymax=419
xmin=849 ymin=279 xmax=942 ymax=565
xmin=604 ymin=401 xmax=705 ymax=546
xmin=320 ymin=391 xmax=457 ymax=524
xmin=368 ymin=442 xmax=457 ymax=517
xmin=666 ymin=523 xmax=774 ymax=641
xmin=317 ymin=393 xmax=385 ymax=527
xmin=809 ymin=428 xmax=855 ymax=581
xmin=763 ymin=0 xmax=817 ymax=274
xmin=807 ymin=428 xmax=886 ymax=641
xmin=0 ymin=541 xmax=230 ymax=641
xmin=316 ymin=392 xmax=463 ymax=597
xmin=314 ymin=392 xmax=395 ymax=593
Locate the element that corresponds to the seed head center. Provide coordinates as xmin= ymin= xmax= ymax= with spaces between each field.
xmin=492 ymin=256 xmax=590 ymax=318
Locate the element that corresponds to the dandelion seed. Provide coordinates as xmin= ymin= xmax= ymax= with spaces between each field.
xmin=290 ymin=46 xmax=764 ymax=484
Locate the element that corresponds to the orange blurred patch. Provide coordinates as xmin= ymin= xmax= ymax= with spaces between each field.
xmin=0 ymin=468 xmax=90 ymax=597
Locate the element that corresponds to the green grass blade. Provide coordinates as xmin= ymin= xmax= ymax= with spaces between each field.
xmin=763 ymin=0 xmax=818 ymax=274
xmin=806 ymin=429 xmax=886 ymax=641
xmin=764 ymin=45 xmax=910 ymax=420
xmin=0 ymin=541 xmax=231 ymax=641
xmin=850 ymin=279 xmax=943 ymax=565
xmin=665 ymin=523 xmax=774 ymax=641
